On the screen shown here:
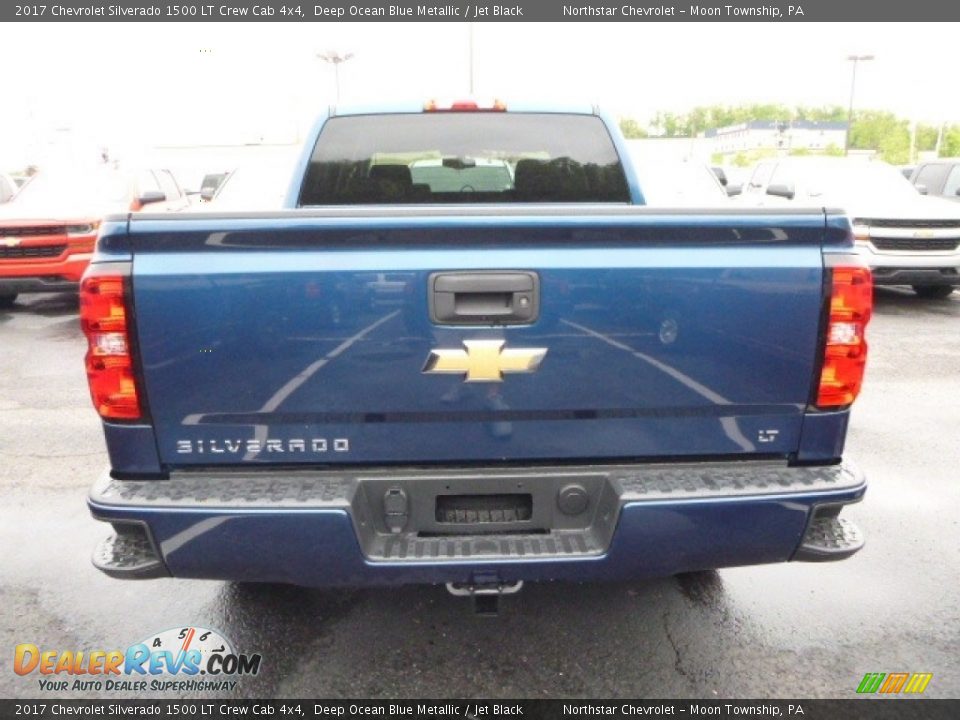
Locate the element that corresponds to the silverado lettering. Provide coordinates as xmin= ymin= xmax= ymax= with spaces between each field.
xmin=175 ymin=439 xmax=350 ymax=454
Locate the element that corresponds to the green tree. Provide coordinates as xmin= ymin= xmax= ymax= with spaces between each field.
xmin=651 ymin=111 xmax=684 ymax=137
xmin=941 ymin=126 xmax=960 ymax=157
xmin=619 ymin=117 xmax=648 ymax=139
xmin=686 ymin=106 xmax=710 ymax=135
xmin=796 ymin=105 xmax=847 ymax=122
xmin=849 ymin=111 xmax=910 ymax=164
xmin=916 ymin=124 xmax=940 ymax=153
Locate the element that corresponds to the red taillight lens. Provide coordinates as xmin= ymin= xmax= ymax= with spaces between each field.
xmin=816 ymin=265 xmax=872 ymax=408
xmin=80 ymin=268 xmax=142 ymax=420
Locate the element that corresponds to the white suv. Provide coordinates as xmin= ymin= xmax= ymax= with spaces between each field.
xmin=743 ymin=156 xmax=960 ymax=298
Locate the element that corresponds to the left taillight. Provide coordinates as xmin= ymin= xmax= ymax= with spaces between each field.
xmin=80 ymin=265 xmax=142 ymax=420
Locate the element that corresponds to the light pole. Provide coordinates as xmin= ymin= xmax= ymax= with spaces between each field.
xmin=844 ymin=54 xmax=874 ymax=156
xmin=468 ymin=24 xmax=475 ymax=94
xmin=316 ymin=50 xmax=354 ymax=103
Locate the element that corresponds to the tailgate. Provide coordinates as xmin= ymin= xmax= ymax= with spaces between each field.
xmin=129 ymin=210 xmax=827 ymax=467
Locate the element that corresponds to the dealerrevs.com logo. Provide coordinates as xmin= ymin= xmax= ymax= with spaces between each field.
xmin=14 ymin=626 xmax=261 ymax=693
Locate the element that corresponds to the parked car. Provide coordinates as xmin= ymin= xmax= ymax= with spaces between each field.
xmin=742 ymin=156 xmax=960 ymax=298
xmin=204 ymin=154 xmax=299 ymax=210
xmin=0 ymin=166 xmax=189 ymax=306
xmin=197 ymin=171 xmax=230 ymax=202
xmin=408 ymin=157 xmax=514 ymax=194
xmin=629 ymin=157 xmax=730 ymax=206
xmin=910 ymin=158 xmax=960 ymax=202
xmin=0 ymin=173 xmax=18 ymax=203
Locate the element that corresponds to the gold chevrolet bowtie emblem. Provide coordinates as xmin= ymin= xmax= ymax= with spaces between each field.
xmin=913 ymin=229 xmax=935 ymax=238
xmin=1 ymin=236 xmax=20 ymax=248
xmin=423 ymin=340 xmax=547 ymax=382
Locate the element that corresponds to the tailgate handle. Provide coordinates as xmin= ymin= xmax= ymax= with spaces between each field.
xmin=430 ymin=271 xmax=540 ymax=325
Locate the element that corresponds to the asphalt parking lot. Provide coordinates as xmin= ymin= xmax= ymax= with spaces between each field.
xmin=1 ymin=288 xmax=958 ymax=700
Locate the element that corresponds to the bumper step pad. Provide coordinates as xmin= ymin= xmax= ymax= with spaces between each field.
xmin=376 ymin=531 xmax=599 ymax=562
xmin=794 ymin=516 xmax=864 ymax=562
xmin=92 ymin=530 xmax=169 ymax=579
xmin=89 ymin=461 xmax=867 ymax=577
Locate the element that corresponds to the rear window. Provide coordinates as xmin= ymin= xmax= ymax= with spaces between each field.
xmin=298 ymin=113 xmax=630 ymax=206
xmin=914 ymin=164 xmax=949 ymax=194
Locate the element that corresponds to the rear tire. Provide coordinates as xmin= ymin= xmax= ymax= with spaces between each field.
xmin=912 ymin=285 xmax=955 ymax=299
xmin=0 ymin=293 xmax=17 ymax=308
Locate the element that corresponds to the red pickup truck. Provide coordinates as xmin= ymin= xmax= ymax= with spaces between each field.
xmin=0 ymin=166 xmax=188 ymax=307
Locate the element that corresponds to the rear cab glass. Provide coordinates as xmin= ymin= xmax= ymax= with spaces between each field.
xmin=298 ymin=113 xmax=630 ymax=205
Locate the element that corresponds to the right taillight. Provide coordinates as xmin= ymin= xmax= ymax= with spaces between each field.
xmin=80 ymin=265 xmax=142 ymax=420
xmin=816 ymin=264 xmax=873 ymax=408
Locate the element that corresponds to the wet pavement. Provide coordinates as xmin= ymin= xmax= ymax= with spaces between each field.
xmin=1 ymin=288 xmax=958 ymax=699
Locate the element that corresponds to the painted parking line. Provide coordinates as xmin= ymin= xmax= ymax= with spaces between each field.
xmin=561 ymin=319 xmax=755 ymax=452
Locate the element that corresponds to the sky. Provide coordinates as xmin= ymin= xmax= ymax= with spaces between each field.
xmin=2 ymin=21 xmax=958 ymax=169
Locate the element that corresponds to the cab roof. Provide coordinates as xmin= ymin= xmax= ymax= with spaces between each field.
xmin=329 ymin=100 xmax=599 ymax=117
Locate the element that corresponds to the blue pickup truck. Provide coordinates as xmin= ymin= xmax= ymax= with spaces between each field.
xmin=82 ymin=101 xmax=873 ymax=610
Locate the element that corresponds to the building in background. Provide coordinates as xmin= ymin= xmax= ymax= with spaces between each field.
xmin=702 ymin=121 xmax=849 ymax=160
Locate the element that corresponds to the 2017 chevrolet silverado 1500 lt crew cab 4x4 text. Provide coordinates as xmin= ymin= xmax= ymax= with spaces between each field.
xmin=83 ymin=101 xmax=872 ymax=610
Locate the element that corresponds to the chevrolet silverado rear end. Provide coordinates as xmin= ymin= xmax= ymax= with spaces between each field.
xmin=83 ymin=102 xmax=872 ymax=601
